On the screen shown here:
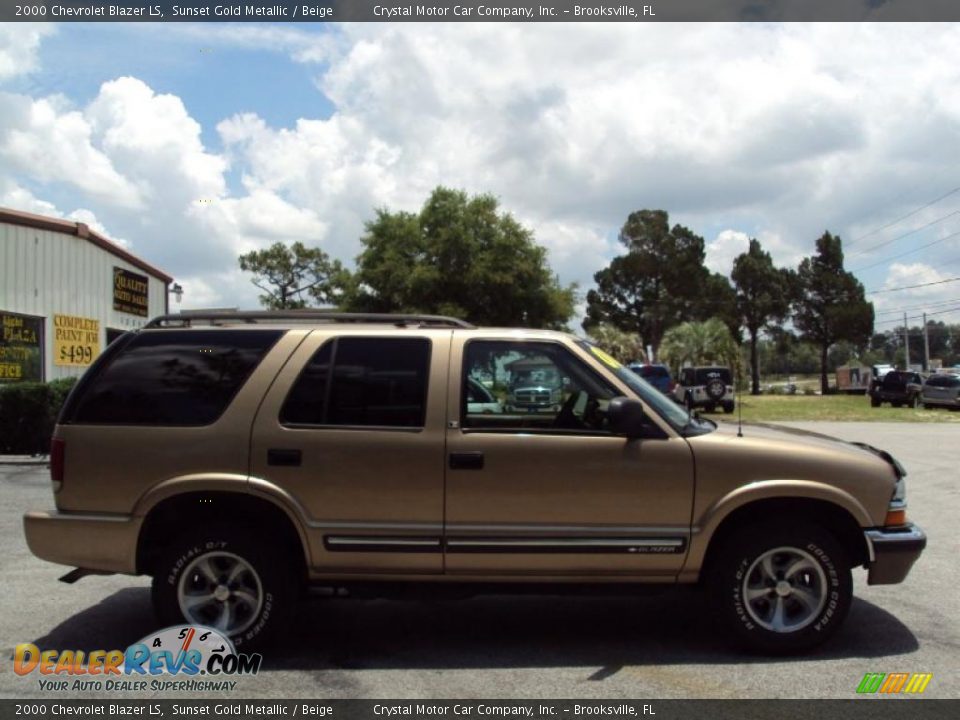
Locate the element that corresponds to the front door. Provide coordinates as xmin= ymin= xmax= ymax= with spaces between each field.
xmin=444 ymin=338 xmax=695 ymax=577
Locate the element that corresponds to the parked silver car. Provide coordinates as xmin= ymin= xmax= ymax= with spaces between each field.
xmin=921 ymin=373 xmax=960 ymax=409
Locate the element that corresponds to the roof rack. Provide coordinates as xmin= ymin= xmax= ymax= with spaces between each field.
xmin=144 ymin=310 xmax=475 ymax=329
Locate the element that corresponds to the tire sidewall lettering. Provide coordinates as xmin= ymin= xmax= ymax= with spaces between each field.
xmin=730 ymin=541 xmax=839 ymax=637
xmin=162 ymin=539 xmax=273 ymax=645
xmin=166 ymin=541 xmax=228 ymax=586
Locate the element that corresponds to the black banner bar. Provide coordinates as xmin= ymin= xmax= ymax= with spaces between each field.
xmin=0 ymin=700 xmax=958 ymax=720
xmin=3 ymin=1 xmax=960 ymax=23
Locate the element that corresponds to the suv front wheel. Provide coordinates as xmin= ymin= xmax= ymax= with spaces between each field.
xmin=151 ymin=524 xmax=297 ymax=651
xmin=708 ymin=522 xmax=852 ymax=653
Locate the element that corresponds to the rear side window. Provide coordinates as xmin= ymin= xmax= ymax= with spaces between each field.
xmin=67 ymin=330 xmax=282 ymax=426
xmin=928 ymin=375 xmax=960 ymax=388
xmin=281 ymin=337 xmax=431 ymax=428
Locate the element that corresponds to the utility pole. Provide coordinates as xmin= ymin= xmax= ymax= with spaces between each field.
xmin=903 ymin=312 xmax=910 ymax=370
xmin=923 ymin=312 xmax=930 ymax=372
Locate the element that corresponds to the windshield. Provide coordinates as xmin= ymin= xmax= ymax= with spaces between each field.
xmin=511 ymin=367 xmax=561 ymax=388
xmin=576 ymin=341 xmax=703 ymax=433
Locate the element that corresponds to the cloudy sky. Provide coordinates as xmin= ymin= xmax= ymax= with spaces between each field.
xmin=2 ymin=21 xmax=960 ymax=332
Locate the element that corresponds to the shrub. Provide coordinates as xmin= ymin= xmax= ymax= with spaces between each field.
xmin=0 ymin=377 xmax=78 ymax=455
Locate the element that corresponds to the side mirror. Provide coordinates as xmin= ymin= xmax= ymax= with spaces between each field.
xmin=607 ymin=396 xmax=647 ymax=438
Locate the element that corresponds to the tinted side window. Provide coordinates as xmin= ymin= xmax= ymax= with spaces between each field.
xmin=279 ymin=341 xmax=333 ymax=425
xmin=69 ymin=330 xmax=282 ymax=426
xmin=281 ymin=337 xmax=431 ymax=428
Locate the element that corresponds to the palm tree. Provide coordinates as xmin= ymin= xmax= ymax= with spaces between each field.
xmin=659 ymin=318 xmax=742 ymax=377
xmin=586 ymin=323 xmax=645 ymax=364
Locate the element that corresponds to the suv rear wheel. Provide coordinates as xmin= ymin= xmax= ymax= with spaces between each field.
xmin=151 ymin=524 xmax=297 ymax=651
xmin=708 ymin=521 xmax=852 ymax=653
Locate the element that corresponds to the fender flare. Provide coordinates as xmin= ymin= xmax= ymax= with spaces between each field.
xmin=682 ymin=479 xmax=872 ymax=580
xmin=133 ymin=474 xmax=314 ymax=568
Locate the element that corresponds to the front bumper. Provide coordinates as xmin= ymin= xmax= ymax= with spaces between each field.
xmin=865 ymin=523 xmax=926 ymax=585
xmin=23 ymin=511 xmax=141 ymax=575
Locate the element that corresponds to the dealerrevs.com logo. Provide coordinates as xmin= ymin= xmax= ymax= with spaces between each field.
xmin=856 ymin=672 xmax=933 ymax=695
xmin=14 ymin=625 xmax=262 ymax=692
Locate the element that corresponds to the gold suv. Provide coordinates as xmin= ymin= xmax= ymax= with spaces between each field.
xmin=24 ymin=312 xmax=925 ymax=653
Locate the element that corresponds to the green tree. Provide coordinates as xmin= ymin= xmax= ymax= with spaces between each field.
xmin=345 ymin=187 xmax=575 ymax=327
xmin=731 ymin=239 xmax=793 ymax=395
xmin=238 ymin=241 xmax=346 ymax=309
xmin=586 ymin=323 xmax=646 ymax=364
xmin=792 ymin=232 xmax=874 ymax=394
xmin=584 ymin=209 xmax=729 ymax=358
xmin=659 ymin=318 xmax=742 ymax=377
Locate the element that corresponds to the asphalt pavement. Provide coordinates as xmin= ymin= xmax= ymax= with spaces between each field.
xmin=0 ymin=422 xmax=956 ymax=700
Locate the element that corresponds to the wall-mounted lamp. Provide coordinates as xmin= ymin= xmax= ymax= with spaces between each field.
xmin=170 ymin=283 xmax=184 ymax=304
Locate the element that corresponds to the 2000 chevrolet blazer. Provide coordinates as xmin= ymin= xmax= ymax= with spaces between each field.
xmin=24 ymin=311 xmax=926 ymax=653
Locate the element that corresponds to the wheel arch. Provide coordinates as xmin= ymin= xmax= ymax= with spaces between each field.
xmin=136 ymin=489 xmax=309 ymax=579
xmin=689 ymin=495 xmax=871 ymax=583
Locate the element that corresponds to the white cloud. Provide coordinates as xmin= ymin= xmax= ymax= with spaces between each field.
xmin=0 ymin=92 xmax=143 ymax=208
xmin=705 ymin=230 xmax=751 ymax=276
xmin=0 ymin=24 xmax=54 ymax=81
xmin=0 ymin=179 xmax=123 ymax=245
xmin=872 ymin=262 xmax=960 ymax=329
xmin=6 ymin=23 xmax=960 ymax=317
xmin=210 ymin=23 xmax=960 ymax=300
xmin=0 ymin=180 xmax=59 ymax=217
xmin=86 ymin=77 xmax=226 ymax=205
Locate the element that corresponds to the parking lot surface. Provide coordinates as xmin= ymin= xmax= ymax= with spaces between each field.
xmin=1 ymin=422 xmax=957 ymax=699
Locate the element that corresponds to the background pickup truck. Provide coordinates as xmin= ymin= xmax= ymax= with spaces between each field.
xmin=870 ymin=371 xmax=923 ymax=408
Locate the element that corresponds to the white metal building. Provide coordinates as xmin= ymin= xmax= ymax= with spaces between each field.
xmin=0 ymin=207 xmax=172 ymax=383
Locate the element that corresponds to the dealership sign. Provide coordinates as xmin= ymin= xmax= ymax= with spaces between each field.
xmin=0 ymin=312 xmax=43 ymax=383
xmin=54 ymin=314 xmax=101 ymax=367
xmin=113 ymin=266 xmax=149 ymax=317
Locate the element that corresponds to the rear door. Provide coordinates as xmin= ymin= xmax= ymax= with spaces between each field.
xmin=250 ymin=328 xmax=451 ymax=574
xmin=924 ymin=375 xmax=956 ymax=403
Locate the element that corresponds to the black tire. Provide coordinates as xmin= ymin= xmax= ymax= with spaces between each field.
xmin=870 ymin=397 xmax=880 ymax=408
xmin=892 ymin=402 xmax=903 ymax=408
xmin=723 ymin=402 xmax=735 ymax=414
xmin=705 ymin=404 xmax=716 ymax=413
xmin=707 ymin=522 xmax=852 ymax=654
xmin=151 ymin=523 xmax=297 ymax=652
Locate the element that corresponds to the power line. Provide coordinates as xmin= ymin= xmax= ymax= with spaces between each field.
xmin=875 ymin=297 xmax=960 ymax=315
xmin=854 ymin=228 xmax=960 ymax=272
xmin=874 ymin=305 xmax=960 ymax=326
xmin=867 ymin=276 xmax=960 ymax=294
xmin=847 ymin=185 xmax=960 ymax=249
xmin=848 ymin=210 xmax=960 ymax=259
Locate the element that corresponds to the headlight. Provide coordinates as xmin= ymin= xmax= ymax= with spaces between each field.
xmin=891 ymin=476 xmax=907 ymax=508
xmin=885 ymin=476 xmax=908 ymax=526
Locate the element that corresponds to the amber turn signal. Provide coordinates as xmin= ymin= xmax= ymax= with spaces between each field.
xmin=884 ymin=508 xmax=907 ymax=527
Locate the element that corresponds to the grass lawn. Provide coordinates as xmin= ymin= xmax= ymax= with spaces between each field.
xmin=708 ymin=393 xmax=960 ymax=423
